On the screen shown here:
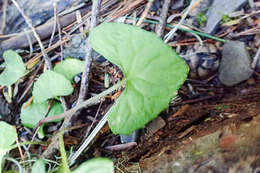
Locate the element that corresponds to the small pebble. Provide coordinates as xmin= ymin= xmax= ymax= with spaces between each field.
xmin=63 ymin=35 xmax=87 ymax=60
xmin=218 ymin=40 xmax=253 ymax=86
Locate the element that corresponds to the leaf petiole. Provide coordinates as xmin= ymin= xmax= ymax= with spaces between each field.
xmin=38 ymin=79 xmax=126 ymax=125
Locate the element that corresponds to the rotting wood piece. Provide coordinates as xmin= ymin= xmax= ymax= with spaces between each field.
xmin=0 ymin=7 xmax=90 ymax=54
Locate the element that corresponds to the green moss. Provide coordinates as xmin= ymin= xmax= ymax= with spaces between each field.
xmin=221 ymin=14 xmax=232 ymax=24
xmin=196 ymin=12 xmax=207 ymax=26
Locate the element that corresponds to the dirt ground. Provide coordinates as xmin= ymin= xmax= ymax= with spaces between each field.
xmin=99 ymin=76 xmax=260 ymax=172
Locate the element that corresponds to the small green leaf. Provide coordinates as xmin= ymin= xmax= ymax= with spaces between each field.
xmin=32 ymin=70 xmax=73 ymax=103
xmin=54 ymin=59 xmax=84 ymax=81
xmin=31 ymin=159 xmax=46 ymax=173
xmin=0 ymin=122 xmax=17 ymax=150
xmin=0 ymin=121 xmax=18 ymax=172
xmin=20 ymin=101 xmax=64 ymax=137
xmin=0 ymin=50 xmax=26 ymax=86
xmin=90 ymin=23 xmax=189 ymax=134
xmin=72 ymin=158 xmax=114 ymax=173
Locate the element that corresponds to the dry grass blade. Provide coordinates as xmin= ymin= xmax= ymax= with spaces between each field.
xmin=107 ymin=0 xmax=145 ymax=22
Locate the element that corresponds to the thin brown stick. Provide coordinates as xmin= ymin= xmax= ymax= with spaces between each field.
xmin=77 ymin=0 xmax=101 ymax=104
xmin=16 ymin=138 xmax=25 ymax=162
xmin=27 ymin=101 xmax=53 ymax=151
xmin=156 ymin=0 xmax=171 ymax=37
xmin=18 ymin=63 xmax=45 ymax=104
xmin=136 ymin=0 xmax=154 ymax=26
xmin=55 ymin=1 xmax=64 ymax=60
xmin=104 ymin=142 xmax=137 ymax=151
xmin=108 ymin=0 xmax=145 ymax=22
xmin=173 ymin=95 xmax=218 ymax=106
xmin=57 ymin=0 xmax=102 ymax=134
xmin=41 ymin=79 xmax=125 ymax=158
xmin=252 ymin=42 xmax=260 ymax=69
xmin=25 ymin=37 xmax=70 ymax=70
xmin=0 ymin=0 xmax=8 ymax=34
xmin=48 ymin=2 xmax=57 ymax=48
xmin=84 ymin=102 xmax=102 ymax=138
xmin=10 ymin=0 xmax=52 ymax=69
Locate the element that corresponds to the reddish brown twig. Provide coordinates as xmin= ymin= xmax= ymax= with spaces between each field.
xmin=137 ymin=0 xmax=154 ymax=26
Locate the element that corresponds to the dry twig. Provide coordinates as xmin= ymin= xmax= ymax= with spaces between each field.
xmin=252 ymin=43 xmax=260 ymax=69
xmin=48 ymin=1 xmax=58 ymax=48
xmin=0 ymin=0 xmax=8 ymax=34
xmin=10 ymin=0 xmax=52 ymax=69
xmin=77 ymin=0 xmax=102 ymax=104
xmin=136 ymin=0 xmax=154 ymax=26
xmin=107 ymin=0 xmax=145 ymax=22
xmin=0 ymin=8 xmax=89 ymax=52
xmin=42 ymin=0 xmax=102 ymax=158
xmin=155 ymin=0 xmax=171 ymax=37
xmin=41 ymin=79 xmax=125 ymax=158
xmin=54 ymin=1 xmax=64 ymax=60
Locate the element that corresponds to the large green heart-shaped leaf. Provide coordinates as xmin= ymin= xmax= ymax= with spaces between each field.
xmin=0 ymin=121 xmax=18 ymax=172
xmin=54 ymin=59 xmax=84 ymax=81
xmin=0 ymin=50 xmax=26 ymax=86
xmin=32 ymin=70 xmax=73 ymax=103
xmin=90 ymin=23 xmax=189 ymax=135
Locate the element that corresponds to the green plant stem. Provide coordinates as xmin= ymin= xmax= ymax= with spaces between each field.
xmin=5 ymin=157 xmax=24 ymax=173
xmin=126 ymin=17 xmax=226 ymax=43
xmin=58 ymin=130 xmax=71 ymax=173
xmin=40 ymin=79 xmax=126 ymax=124
xmin=67 ymin=79 xmax=125 ymax=164
xmin=10 ymin=0 xmax=52 ymax=69
xmin=42 ymin=79 xmax=126 ymax=159
xmin=7 ymin=141 xmax=46 ymax=151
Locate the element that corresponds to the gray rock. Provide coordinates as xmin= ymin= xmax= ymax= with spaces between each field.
xmin=63 ymin=35 xmax=107 ymax=62
xmin=204 ymin=0 xmax=248 ymax=34
xmin=218 ymin=40 xmax=253 ymax=86
xmin=63 ymin=35 xmax=87 ymax=60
